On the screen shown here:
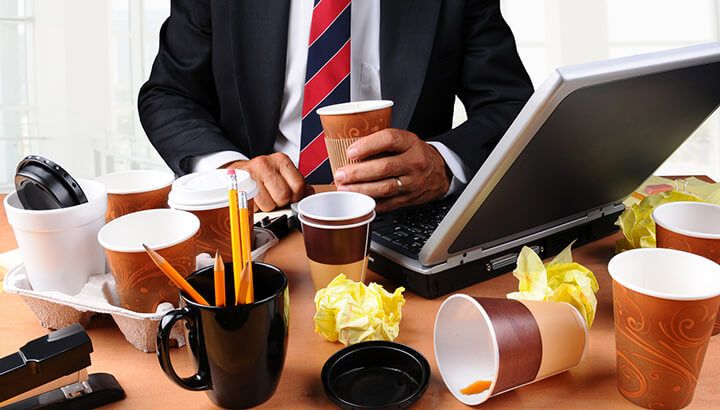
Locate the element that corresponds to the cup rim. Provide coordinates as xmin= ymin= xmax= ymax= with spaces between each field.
xmin=298 ymin=211 xmax=375 ymax=230
xmin=297 ymin=191 xmax=376 ymax=222
xmin=316 ymin=100 xmax=394 ymax=116
xmin=608 ymin=248 xmax=720 ymax=301
xmin=181 ymin=261 xmax=288 ymax=309
xmin=3 ymin=179 xmax=106 ymax=216
xmin=653 ymin=201 xmax=720 ymax=240
xmin=94 ymin=170 xmax=175 ymax=195
xmin=97 ymin=208 xmax=200 ymax=252
xmin=433 ymin=294 xmax=500 ymax=406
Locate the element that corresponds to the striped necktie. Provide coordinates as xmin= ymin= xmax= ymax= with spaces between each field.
xmin=299 ymin=0 xmax=351 ymax=183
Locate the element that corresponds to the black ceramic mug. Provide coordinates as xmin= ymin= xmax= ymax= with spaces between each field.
xmin=157 ymin=262 xmax=289 ymax=409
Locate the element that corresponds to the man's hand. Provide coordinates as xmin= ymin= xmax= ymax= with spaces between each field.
xmin=334 ymin=129 xmax=451 ymax=213
xmin=224 ymin=153 xmax=314 ymax=211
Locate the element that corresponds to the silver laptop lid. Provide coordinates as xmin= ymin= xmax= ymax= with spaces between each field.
xmin=420 ymin=42 xmax=720 ymax=266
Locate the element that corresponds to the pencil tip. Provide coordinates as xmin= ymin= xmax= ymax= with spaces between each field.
xmin=142 ymin=243 xmax=150 ymax=251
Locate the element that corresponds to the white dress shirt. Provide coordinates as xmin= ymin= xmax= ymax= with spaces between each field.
xmin=190 ymin=0 xmax=469 ymax=193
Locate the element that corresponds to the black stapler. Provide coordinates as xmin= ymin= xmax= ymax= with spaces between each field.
xmin=0 ymin=324 xmax=125 ymax=409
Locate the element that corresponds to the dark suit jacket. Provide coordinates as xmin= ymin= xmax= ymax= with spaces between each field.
xmin=138 ymin=0 xmax=533 ymax=177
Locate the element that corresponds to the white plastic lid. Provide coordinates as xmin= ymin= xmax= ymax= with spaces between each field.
xmin=168 ymin=169 xmax=258 ymax=211
xmin=316 ymin=100 xmax=393 ymax=116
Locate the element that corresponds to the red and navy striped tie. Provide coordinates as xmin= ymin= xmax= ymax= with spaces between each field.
xmin=299 ymin=0 xmax=351 ymax=183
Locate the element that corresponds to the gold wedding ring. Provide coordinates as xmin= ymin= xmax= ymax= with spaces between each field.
xmin=395 ymin=177 xmax=404 ymax=195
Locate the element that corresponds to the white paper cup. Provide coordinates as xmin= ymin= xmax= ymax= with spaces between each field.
xmin=3 ymin=179 xmax=107 ymax=295
xmin=434 ymin=296 xmax=588 ymax=406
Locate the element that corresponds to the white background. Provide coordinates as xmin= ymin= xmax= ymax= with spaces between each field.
xmin=1 ymin=0 xmax=719 ymax=191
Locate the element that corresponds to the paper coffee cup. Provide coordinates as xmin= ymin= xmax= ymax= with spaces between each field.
xmin=98 ymin=209 xmax=200 ymax=313
xmin=168 ymin=169 xmax=258 ymax=260
xmin=297 ymin=191 xmax=376 ymax=290
xmin=608 ymin=248 xmax=720 ymax=409
xmin=434 ymin=296 xmax=588 ymax=406
xmin=653 ymin=201 xmax=720 ymax=335
xmin=317 ymin=100 xmax=393 ymax=177
xmin=95 ymin=170 xmax=174 ymax=222
xmin=4 ymin=179 xmax=107 ymax=295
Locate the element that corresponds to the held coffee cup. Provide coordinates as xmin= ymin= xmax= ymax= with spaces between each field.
xmin=168 ymin=169 xmax=258 ymax=260
xmin=94 ymin=170 xmax=174 ymax=222
xmin=434 ymin=296 xmax=588 ymax=406
xmin=297 ymin=191 xmax=376 ymax=290
xmin=653 ymin=201 xmax=720 ymax=335
xmin=157 ymin=262 xmax=289 ymax=409
xmin=98 ymin=209 xmax=200 ymax=313
xmin=3 ymin=179 xmax=107 ymax=295
xmin=608 ymin=248 xmax=720 ymax=409
xmin=317 ymin=100 xmax=393 ymax=177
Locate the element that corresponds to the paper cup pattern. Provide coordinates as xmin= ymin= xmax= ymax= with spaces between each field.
xmin=608 ymin=248 xmax=720 ymax=409
xmin=98 ymin=209 xmax=200 ymax=313
xmin=654 ymin=202 xmax=720 ymax=335
xmin=317 ymin=100 xmax=393 ymax=176
xmin=168 ymin=170 xmax=258 ymax=259
xmin=434 ymin=296 xmax=588 ymax=406
xmin=95 ymin=170 xmax=174 ymax=222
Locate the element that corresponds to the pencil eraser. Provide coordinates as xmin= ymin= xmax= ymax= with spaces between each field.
xmin=644 ymin=183 xmax=673 ymax=195
xmin=227 ymin=169 xmax=236 ymax=176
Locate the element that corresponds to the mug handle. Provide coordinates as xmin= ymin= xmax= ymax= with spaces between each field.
xmin=156 ymin=307 xmax=210 ymax=391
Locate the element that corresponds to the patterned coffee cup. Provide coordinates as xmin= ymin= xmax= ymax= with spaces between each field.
xmin=297 ymin=191 xmax=376 ymax=290
xmin=169 ymin=170 xmax=258 ymax=260
xmin=98 ymin=209 xmax=200 ymax=313
xmin=317 ymin=100 xmax=393 ymax=178
xmin=94 ymin=170 xmax=174 ymax=222
xmin=608 ymin=248 xmax=720 ymax=409
xmin=653 ymin=201 xmax=720 ymax=335
xmin=434 ymin=296 xmax=588 ymax=406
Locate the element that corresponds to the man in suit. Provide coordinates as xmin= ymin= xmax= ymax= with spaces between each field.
xmin=139 ymin=1 xmax=533 ymax=212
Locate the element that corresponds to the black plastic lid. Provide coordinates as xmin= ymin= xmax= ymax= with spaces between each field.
xmin=14 ymin=155 xmax=88 ymax=210
xmin=321 ymin=341 xmax=431 ymax=410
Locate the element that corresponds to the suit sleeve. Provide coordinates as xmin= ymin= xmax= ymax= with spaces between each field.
xmin=429 ymin=0 xmax=534 ymax=175
xmin=138 ymin=1 xmax=240 ymax=175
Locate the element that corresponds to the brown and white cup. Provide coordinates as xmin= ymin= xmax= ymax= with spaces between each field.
xmin=608 ymin=248 xmax=720 ymax=409
xmin=317 ymin=100 xmax=393 ymax=178
xmin=168 ymin=169 xmax=258 ymax=260
xmin=297 ymin=191 xmax=376 ymax=290
xmin=434 ymin=296 xmax=588 ymax=406
xmin=98 ymin=209 xmax=200 ymax=313
xmin=653 ymin=201 xmax=720 ymax=335
xmin=94 ymin=170 xmax=174 ymax=222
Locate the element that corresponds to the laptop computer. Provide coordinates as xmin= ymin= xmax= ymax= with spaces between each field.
xmin=369 ymin=42 xmax=720 ymax=298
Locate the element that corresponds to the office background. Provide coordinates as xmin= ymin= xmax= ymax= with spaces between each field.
xmin=1 ymin=0 xmax=719 ymax=191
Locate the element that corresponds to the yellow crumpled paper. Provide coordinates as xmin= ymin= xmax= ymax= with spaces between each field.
xmin=314 ymin=274 xmax=406 ymax=346
xmin=616 ymin=177 xmax=720 ymax=251
xmin=507 ymin=242 xmax=599 ymax=328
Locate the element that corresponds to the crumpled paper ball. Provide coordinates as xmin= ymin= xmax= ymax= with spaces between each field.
xmin=314 ymin=274 xmax=405 ymax=346
xmin=507 ymin=242 xmax=599 ymax=328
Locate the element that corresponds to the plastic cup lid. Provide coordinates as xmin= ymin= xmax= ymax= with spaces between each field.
xmin=168 ymin=169 xmax=258 ymax=211
xmin=14 ymin=155 xmax=88 ymax=210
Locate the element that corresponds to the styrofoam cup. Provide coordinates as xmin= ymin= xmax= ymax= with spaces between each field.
xmin=3 ymin=179 xmax=107 ymax=295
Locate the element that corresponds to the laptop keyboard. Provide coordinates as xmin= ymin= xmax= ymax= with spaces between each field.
xmin=371 ymin=195 xmax=458 ymax=258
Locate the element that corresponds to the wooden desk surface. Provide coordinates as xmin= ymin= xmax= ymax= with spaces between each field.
xmin=1 ymin=195 xmax=718 ymax=409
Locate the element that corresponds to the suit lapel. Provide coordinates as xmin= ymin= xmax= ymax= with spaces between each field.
xmin=227 ymin=0 xmax=290 ymax=155
xmin=380 ymin=0 xmax=442 ymax=129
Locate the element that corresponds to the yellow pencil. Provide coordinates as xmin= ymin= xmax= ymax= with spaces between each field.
xmin=142 ymin=244 xmax=209 ymax=306
xmin=227 ymin=169 xmax=244 ymax=305
xmin=238 ymin=191 xmax=254 ymax=303
xmin=213 ymin=251 xmax=225 ymax=307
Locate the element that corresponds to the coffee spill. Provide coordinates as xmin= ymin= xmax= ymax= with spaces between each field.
xmin=460 ymin=379 xmax=492 ymax=395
